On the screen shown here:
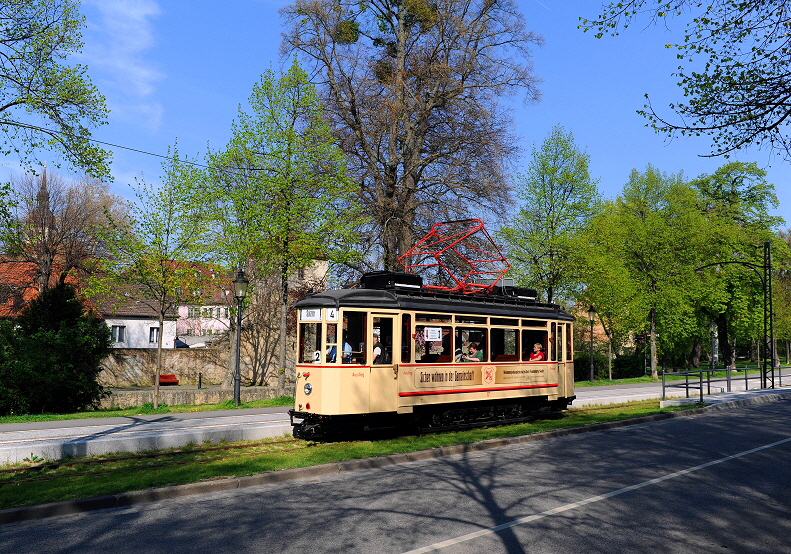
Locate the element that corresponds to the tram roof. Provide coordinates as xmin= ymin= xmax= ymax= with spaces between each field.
xmin=294 ymin=288 xmax=575 ymax=322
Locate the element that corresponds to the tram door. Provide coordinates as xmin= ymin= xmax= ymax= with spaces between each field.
xmin=370 ymin=316 xmax=396 ymax=413
xmin=558 ymin=324 xmax=573 ymax=398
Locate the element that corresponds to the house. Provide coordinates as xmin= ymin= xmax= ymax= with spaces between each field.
xmin=0 ymin=261 xmax=178 ymax=348
xmin=175 ymin=266 xmax=233 ymax=347
xmin=99 ymin=295 xmax=178 ymax=349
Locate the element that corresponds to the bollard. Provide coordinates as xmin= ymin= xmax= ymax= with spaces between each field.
xmin=198 ymin=372 xmax=202 ymax=390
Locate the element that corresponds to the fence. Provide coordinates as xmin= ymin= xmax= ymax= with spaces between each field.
xmin=661 ymin=367 xmax=783 ymax=402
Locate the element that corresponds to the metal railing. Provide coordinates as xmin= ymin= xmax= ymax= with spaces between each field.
xmin=661 ymin=368 xmax=771 ymax=403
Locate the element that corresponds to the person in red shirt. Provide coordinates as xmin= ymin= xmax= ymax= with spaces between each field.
xmin=529 ymin=342 xmax=545 ymax=361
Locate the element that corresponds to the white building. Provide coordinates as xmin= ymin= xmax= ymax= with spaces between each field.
xmin=101 ymin=299 xmax=178 ymax=349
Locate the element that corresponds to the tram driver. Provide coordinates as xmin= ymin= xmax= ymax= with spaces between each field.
xmin=342 ymin=332 xmax=353 ymax=363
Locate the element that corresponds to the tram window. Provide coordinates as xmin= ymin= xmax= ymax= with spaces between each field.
xmin=372 ymin=317 xmax=393 ymax=365
xmin=521 ymin=329 xmax=548 ymax=361
xmin=416 ymin=313 xmax=451 ymax=323
xmin=455 ymin=315 xmax=486 ymax=325
xmin=415 ymin=325 xmax=452 ymax=363
xmin=325 ymin=323 xmax=338 ymax=363
xmin=455 ymin=327 xmax=488 ymax=362
xmin=522 ymin=320 xmax=547 ymax=328
xmin=299 ymin=322 xmax=322 ymax=364
xmin=566 ymin=323 xmax=573 ymax=360
xmin=342 ymin=311 xmax=367 ymax=364
xmin=491 ymin=328 xmax=519 ymax=362
xmin=401 ymin=314 xmax=411 ymax=363
xmin=491 ymin=317 xmax=518 ymax=326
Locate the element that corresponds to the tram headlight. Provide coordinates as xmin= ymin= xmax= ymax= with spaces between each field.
xmin=304 ymin=383 xmax=313 ymax=396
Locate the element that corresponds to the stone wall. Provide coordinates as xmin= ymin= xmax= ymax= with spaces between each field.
xmin=99 ymin=348 xmax=230 ymax=387
xmin=98 ymin=386 xmax=293 ymax=409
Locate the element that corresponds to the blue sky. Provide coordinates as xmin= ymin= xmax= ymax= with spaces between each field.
xmin=8 ymin=0 xmax=790 ymax=225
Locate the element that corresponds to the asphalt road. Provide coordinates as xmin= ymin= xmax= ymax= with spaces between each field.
xmin=3 ymin=399 xmax=791 ymax=553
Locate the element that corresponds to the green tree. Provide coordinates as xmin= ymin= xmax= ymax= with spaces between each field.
xmin=690 ymin=162 xmax=783 ymax=368
xmin=498 ymin=126 xmax=600 ymax=304
xmin=1 ymin=170 xmax=126 ymax=292
xmin=1 ymin=0 xmax=110 ymax=177
xmin=583 ymin=1 xmax=791 ymax=159
xmin=0 ymin=282 xmax=111 ymax=415
xmin=207 ymin=59 xmax=360 ymax=394
xmin=580 ymin=166 xmax=709 ymax=377
xmin=775 ymin=229 xmax=791 ymax=364
xmin=93 ymin=149 xmax=214 ymax=408
xmin=281 ymin=0 xmax=542 ymax=270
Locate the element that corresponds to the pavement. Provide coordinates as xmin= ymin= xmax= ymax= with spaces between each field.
xmin=0 ymin=407 xmax=292 ymax=466
xmin=2 ymin=371 xmax=790 ymax=466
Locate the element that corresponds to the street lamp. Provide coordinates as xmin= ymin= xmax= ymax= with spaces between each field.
xmin=588 ymin=306 xmax=597 ymax=382
xmin=233 ymin=268 xmax=249 ymax=407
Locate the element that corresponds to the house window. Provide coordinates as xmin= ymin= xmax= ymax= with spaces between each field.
xmin=223 ymin=308 xmax=229 ymax=318
xmin=149 ymin=327 xmax=160 ymax=344
xmin=111 ymin=325 xmax=126 ymax=343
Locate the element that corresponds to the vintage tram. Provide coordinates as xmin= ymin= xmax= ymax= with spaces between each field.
xmin=289 ymin=271 xmax=575 ymax=438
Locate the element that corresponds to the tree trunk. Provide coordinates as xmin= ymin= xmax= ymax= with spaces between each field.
xmin=716 ymin=313 xmax=736 ymax=369
xmin=689 ymin=342 xmax=702 ymax=368
xmin=650 ymin=308 xmax=658 ymax=379
xmin=224 ymin=318 xmax=236 ymax=389
xmin=608 ymin=341 xmax=612 ymax=380
xmin=278 ymin=265 xmax=288 ymax=396
xmin=153 ymin=314 xmax=164 ymax=409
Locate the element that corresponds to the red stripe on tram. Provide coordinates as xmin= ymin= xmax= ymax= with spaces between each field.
xmin=399 ymin=384 xmax=558 ymax=397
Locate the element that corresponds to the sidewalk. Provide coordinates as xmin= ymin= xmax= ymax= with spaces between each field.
xmin=0 ymin=407 xmax=292 ymax=465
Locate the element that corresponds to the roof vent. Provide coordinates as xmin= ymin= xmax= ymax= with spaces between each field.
xmin=360 ymin=271 xmax=423 ymax=290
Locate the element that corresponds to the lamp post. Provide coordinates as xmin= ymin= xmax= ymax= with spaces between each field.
xmin=233 ymin=268 xmax=249 ymax=407
xmin=588 ymin=306 xmax=597 ymax=382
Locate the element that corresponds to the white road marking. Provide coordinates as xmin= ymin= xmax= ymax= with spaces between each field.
xmin=402 ymin=435 xmax=791 ymax=553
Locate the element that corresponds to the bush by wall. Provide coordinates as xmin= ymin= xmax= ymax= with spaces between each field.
xmin=0 ymin=284 xmax=112 ymax=415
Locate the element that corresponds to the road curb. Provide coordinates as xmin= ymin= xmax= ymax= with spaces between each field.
xmin=2 ymin=393 xmax=788 ymax=525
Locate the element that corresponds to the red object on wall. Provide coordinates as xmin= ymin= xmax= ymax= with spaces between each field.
xmin=398 ymin=219 xmax=510 ymax=294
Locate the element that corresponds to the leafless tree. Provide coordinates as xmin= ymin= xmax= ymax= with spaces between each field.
xmin=281 ymin=0 xmax=542 ymax=270
xmin=1 ymin=169 xmax=128 ymax=292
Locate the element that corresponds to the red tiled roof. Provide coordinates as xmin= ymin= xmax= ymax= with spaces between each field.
xmin=0 ymin=261 xmax=80 ymax=318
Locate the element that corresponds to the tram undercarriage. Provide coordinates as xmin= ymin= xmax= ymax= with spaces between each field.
xmin=289 ymin=396 xmax=576 ymax=439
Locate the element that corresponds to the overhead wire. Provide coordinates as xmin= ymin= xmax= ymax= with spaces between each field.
xmin=0 ymin=118 xmax=253 ymax=173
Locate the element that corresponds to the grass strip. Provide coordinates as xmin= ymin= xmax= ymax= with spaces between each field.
xmin=0 ymin=397 xmax=295 ymax=425
xmin=0 ymin=400 xmax=690 ymax=510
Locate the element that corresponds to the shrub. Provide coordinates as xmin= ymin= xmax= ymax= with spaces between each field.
xmin=0 ymin=283 xmax=111 ymax=415
xmin=612 ymin=352 xmax=647 ymax=379
xmin=573 ymin=352 xmax=609 ymax=381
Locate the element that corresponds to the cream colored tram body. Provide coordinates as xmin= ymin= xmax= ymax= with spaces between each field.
xmin=289 ymin=272 xmax=575 ymax=438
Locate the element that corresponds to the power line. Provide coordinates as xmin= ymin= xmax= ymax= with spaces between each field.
xmin=0 ymin=118 xmax=214 ymax=170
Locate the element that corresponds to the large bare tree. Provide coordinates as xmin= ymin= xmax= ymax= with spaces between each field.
xmin=281 ymin=0 xmax=542 ymax=270
xmin=1 ymin=169 xmax=127 ymax=292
